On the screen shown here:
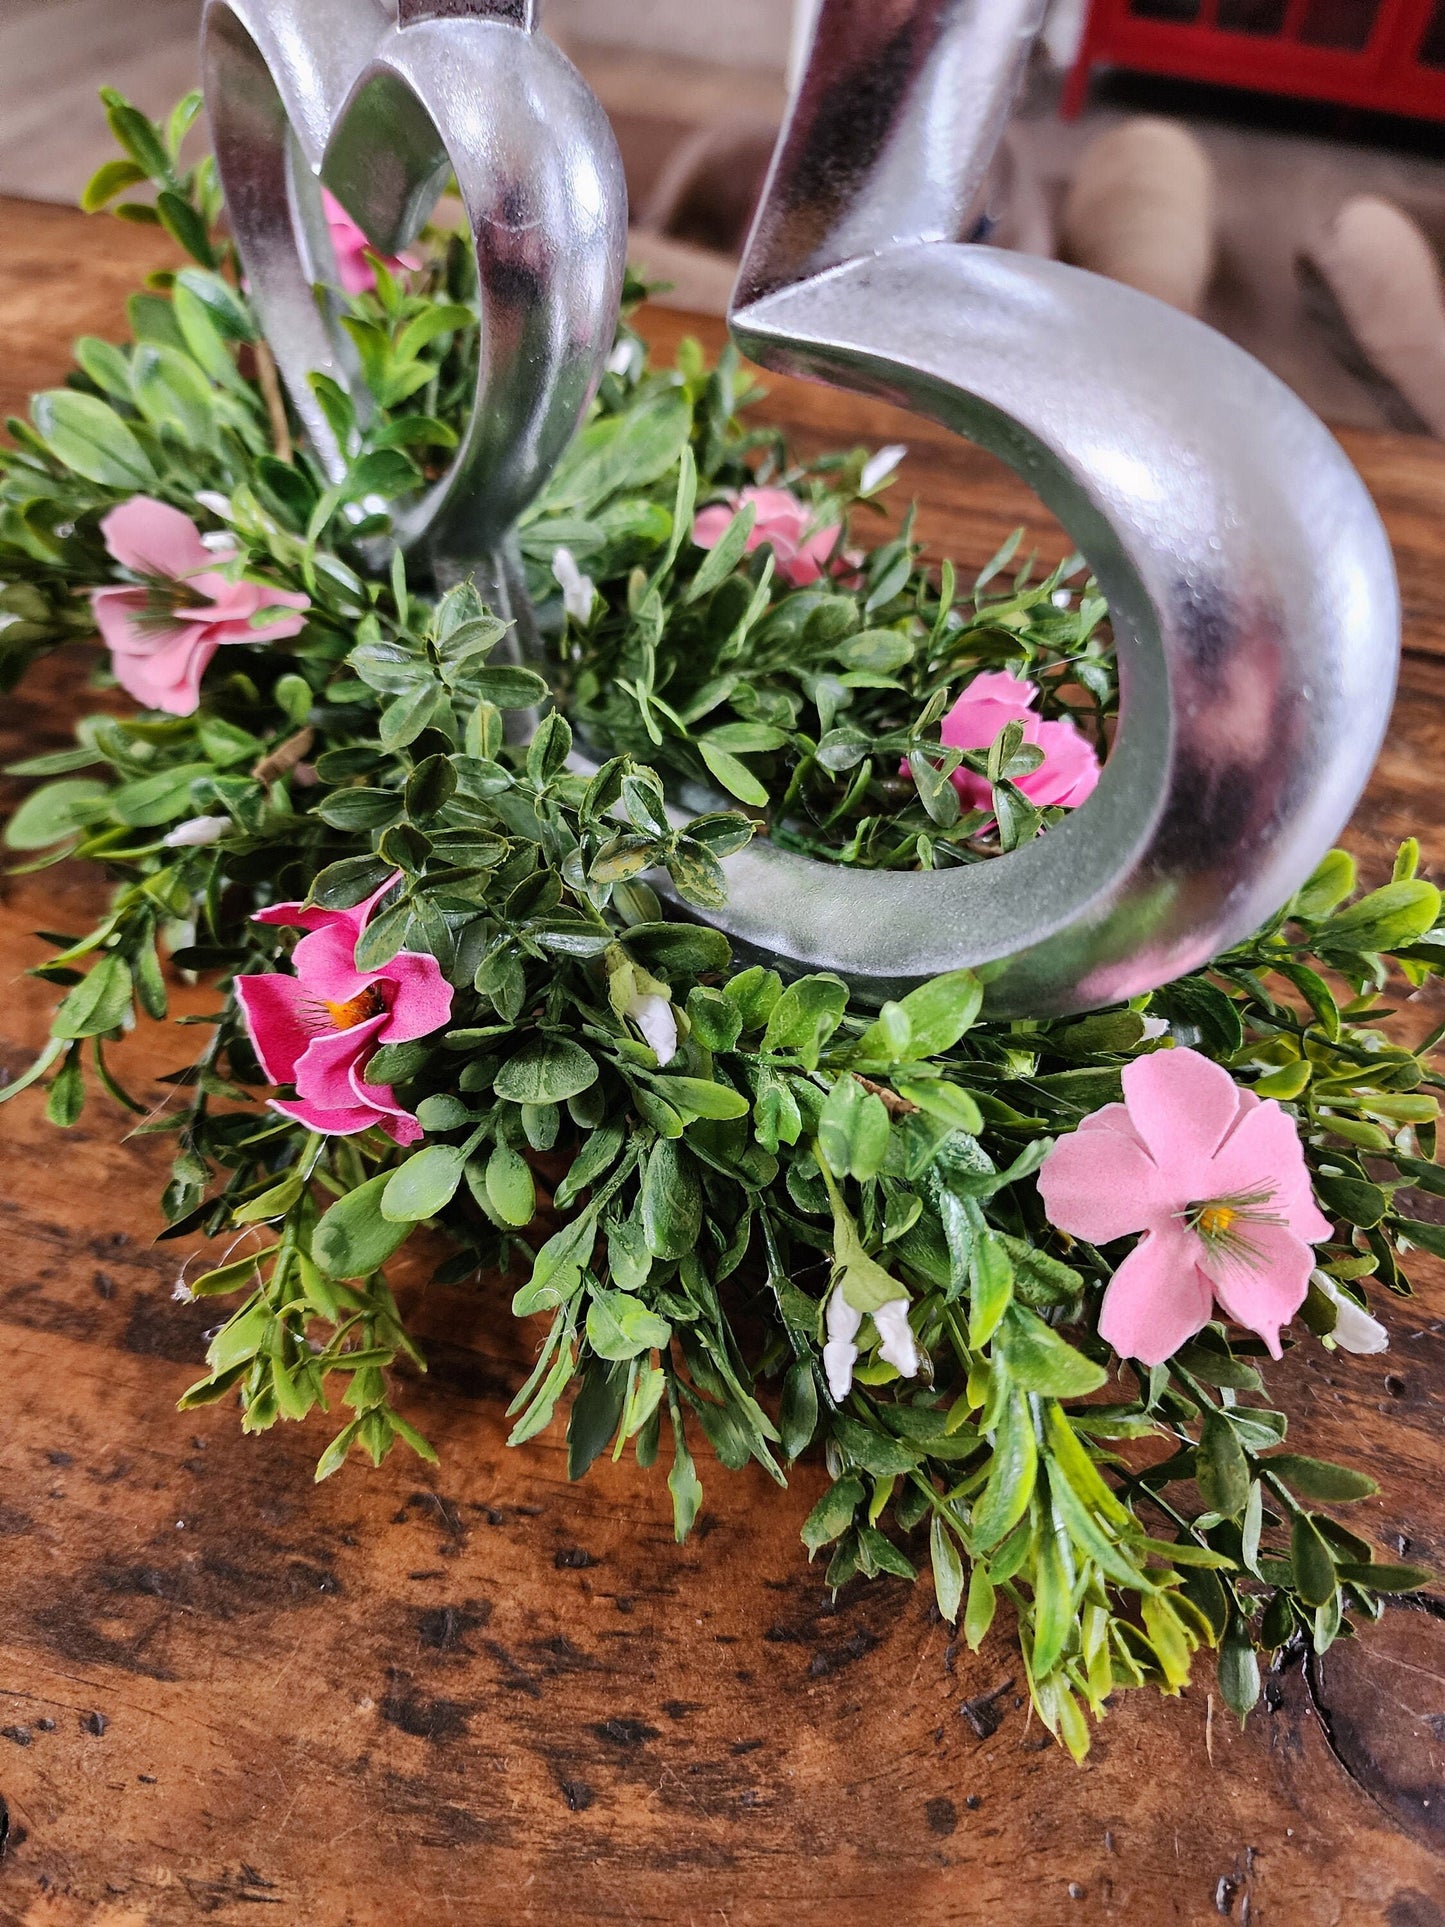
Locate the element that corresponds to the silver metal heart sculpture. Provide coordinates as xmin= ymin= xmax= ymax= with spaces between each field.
xmin=202 ymin=0 xmax=1401 ymax=1021
xmin=201 ymin=0 xmax=626 ymax=616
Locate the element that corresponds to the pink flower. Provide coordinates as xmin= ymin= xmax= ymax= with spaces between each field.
xmin=236 ymin=873 xmax=453 ymax=1145
xmin=91 ymin=497 xmax=309 ymax=715
xmin=322 ymin=189 xmax=421 ymax=296
xmin=928 ymin=671 xmax=1101 ymax=816
xmin=693 ymin=486 xmax=846 ymax=590
xmin=1037 ymin=1049 xmax=1332 ymax=1366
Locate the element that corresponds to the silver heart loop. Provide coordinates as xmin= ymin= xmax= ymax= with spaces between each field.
xmin=202 ymin=0 xmax=626 ymax=560
xmin=668 ymin=0 xmax=1400 ymax=1019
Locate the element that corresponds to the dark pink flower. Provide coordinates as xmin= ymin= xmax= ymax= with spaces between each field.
xmin=236 ymin=874 xmax=453 ymax=1145
xmin=932 ymin=670 xmax=1101 ymax=816
xmin=322 ymin=189 xmax=421 ymax=296
xmin=1037 ymin=1049 xmax=1332 ymax=1365
xmin=693 ymin=485 xmax=846 ymax=590
xmin=91 ymin=497 xmax=309 ymax=715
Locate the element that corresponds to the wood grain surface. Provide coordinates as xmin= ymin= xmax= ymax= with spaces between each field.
xmin=0 ymin=195 xmax=1443 ymax=1927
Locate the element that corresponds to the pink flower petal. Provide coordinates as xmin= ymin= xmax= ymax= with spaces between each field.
xmin=692 ymin=487 xmax=842 ymax=590
xmin=376 ymin=950 xmax=455 ymax=1044
xmin=253 ymin=900 xmax=332 ymax=932
xmin=1023 ymin=716 xmax=1103 ymax=810
xmin=1037 ymin=1122 xmax=1171 ymax=1244
xmin=235 ymin=972 xmax=324 ymax=1085
xmin=691 ymin=503 xmax=734 ymax=548
xmin=271 ymin=1095 xmax=388 ymax=1138
xmin=1097 ymin=1222 xmax=1215 ymax=1365
xmin=933 ymin=671 xmax=1101 ymax=818
xmin=1204 ymin=1099 xmax=1333 ymax=1245
xmin=1203 ymin=1220 xmax=1314 ymax=1359
xmin=205 ymin=609 xmax=310 ymax=648
xmin=293 ymin=1015 xmax=387 ymax=1111
xmin=100 ymin=496 xmax=215 ymax=580
xmin=1077 ymin=1102 xmax=1148 ymax=1149
xmin=1121 ymin=1049 xmax=1244 ymax=1193
xmin=98 ymin=600 xmax=216 ymax=713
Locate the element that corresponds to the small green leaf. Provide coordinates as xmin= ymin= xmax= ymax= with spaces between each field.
xmin=1263 ymin=1455 xmax=1379 ymax=1503
xmin=860 ymin=970 xmax=982 ymax=1061
xmin=801 ymin=1475 xmax=865 ymax=1555
xmin=698 ymin=740 xmax=769 ymax=807
xmin=996 ymin=1304 xmax=1105 ymax=1398
xmin=381 ymin=1145 xmax=467 ymax=1222
xmin=586 ymin=1288 xmax=672 ymax=1361
xmin=4 ymin=778 xmax=109 ymax=850
xmin=972 ymin=1390 xmax=1038 ymax=1549
xmin=930 ymin=1514 xmax=965 ymax=1625
xmin=495 ymin=1037 xmax=599 ymax=1106
xmin=1218 ymin=1624 xmax=1261 ymax=1722
xmin=963 ymin=1560 xmax=996 ymax=1651
xmin=642 ymin=1139 xmax=701 ymax=1261
xmin=968 ymin=1231 xmax=1014 ymax=1349
xmin=818 ymin=1075 xmax=891 ymax=1181
xmin=313 ymin=1173 xmax=413 ymax=1278
xmin=53 ymin=954 xmax=133 ymax=1040
xmin=1197 ymin=1411 xmax=1251 ymax=1518
xmin=1291 ymin=1512 xmax=1339 ymax=1608
xmin=483 ymin=1142 xmax=536 ymax=1228
xmin=33 ymin=389 xmax=155 ymax=489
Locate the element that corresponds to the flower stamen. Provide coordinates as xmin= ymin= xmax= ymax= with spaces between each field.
xmin=1181 ymin=1186 xmax=1286 ymax=1272
xmin=326 ymin=985 xmax=388 ymax=1030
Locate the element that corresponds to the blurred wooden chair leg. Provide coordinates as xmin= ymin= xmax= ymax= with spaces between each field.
xmin=1301 ymin=196 xmax=1445 ymax=440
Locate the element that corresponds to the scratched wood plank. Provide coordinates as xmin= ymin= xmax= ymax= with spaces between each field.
xmin=0 ymin=196 xmax=1442 ymax=1927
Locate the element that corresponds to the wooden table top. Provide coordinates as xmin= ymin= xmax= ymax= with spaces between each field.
xmin=1 ymin=193 xmax=1442 ymax=1927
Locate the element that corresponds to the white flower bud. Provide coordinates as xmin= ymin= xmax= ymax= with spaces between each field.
xmin=553 ymin=546 xmax=596 ymax=625
xmin=628 ymin=992 xmax=678 ymax=1067
xmin=824 ymin=1288 xmax=863 ymax=1402
xmin=607 ymin=338 xmax=641 ymax=379
xmin=872 ymin=1298 xmax=921 ymax=1380
xmin=1315 ymin=1272 xmax=1389 ymax=1354
xmin=164 ymin=815 xmax=231 ymax=847
xmin=861 ymin=444 xmax=907 ymax=494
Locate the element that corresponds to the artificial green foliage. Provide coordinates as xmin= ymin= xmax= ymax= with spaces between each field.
xmin=0 ymin=94 xmax=1438 ymax=1761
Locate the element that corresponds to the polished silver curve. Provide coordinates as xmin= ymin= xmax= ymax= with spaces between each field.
xmin=201 ymin=0 xmax=627 ymax=563
xmin=649 ymin=0 xmax=1400 ymax=1018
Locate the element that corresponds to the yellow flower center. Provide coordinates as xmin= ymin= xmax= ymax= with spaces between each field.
xmin=326 ymin=986 xmax=388 ymax=1030
xmin=1197 ymin=1203 xmax=1238 ymax=1240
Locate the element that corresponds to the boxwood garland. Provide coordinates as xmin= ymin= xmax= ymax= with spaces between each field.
xmin=0 ymin=92 xmax=1440 ymax=1760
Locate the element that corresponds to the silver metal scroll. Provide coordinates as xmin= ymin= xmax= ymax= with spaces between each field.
xmin=678 ymin=0 xmax=1399 ymax=1017
xmin=201 ymin=0 xmax=627 ymax=609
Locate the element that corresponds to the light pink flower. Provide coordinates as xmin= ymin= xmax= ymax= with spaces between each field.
xmin=1037 ymin=1049 xmax=1332 ymax=1366
xmin=236 ymin=873 xmax=453 ymax=1145
xmin=322 ymin=189 xmax=421 ymax=296
xmin=91 ymin=497 xmax=309 ymax=715
xmin=927 ymin=670 xmax=1101 ymax=816
xmin=693 ymin=485 xmax=846 ymax=590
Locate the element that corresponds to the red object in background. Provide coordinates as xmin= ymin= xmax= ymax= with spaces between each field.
xmin=1064 ymin=0 xmax=1445 ymax=120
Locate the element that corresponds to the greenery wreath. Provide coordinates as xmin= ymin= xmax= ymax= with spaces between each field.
xmin=1 ymin=92 xmax=1439 ymax=1761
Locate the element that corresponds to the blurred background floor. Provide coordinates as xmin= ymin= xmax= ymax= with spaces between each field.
xmin=1 ymin=0 xmax=1442 ymax=432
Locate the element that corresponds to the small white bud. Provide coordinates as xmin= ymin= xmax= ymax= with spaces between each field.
xmin=861 ymin=444 xmax=907 ymax=494
xmin=552 ymin=546 xmax=596 ymax=626
xmin=872 ymin=1298 xmax=920 ymax=1380
xmin=824 ymin=1288 xmax=863 ymax=1402
xmin=607 ymin=338 xmax=640 ymax=379
xmin=1140 ymin=1016 xmax=1172 ymax=1042
xmin=628 ymin=992 xmax=678 ymax=1067
xmin=194 ymin=490 xmax=233 ymax=520
xmin=1315 ymin=1272 xmax=1389 ymax=1354
xmin=164 ymin=815 xmax=231 ymax=848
